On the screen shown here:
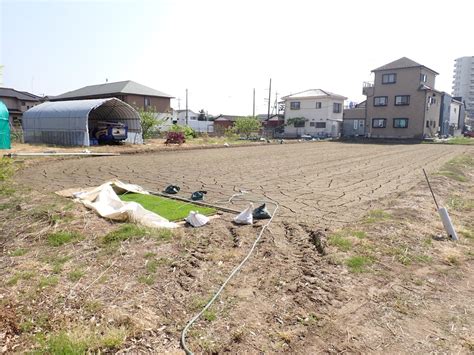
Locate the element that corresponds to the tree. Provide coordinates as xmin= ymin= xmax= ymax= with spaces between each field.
xmin=233 ymin=116 xmax=261 ymax=139
xmin=197 ymin=109 xmax=207 ymax=121
xmin=138 ymin=106 xmax=165 ymax=140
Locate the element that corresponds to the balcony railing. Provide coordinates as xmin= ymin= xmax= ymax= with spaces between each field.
xmin=362 ymin=82 xmax=374 ymax=96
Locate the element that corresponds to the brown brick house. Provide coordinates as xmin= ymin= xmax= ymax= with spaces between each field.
xmin=51 ymin=80 xmax=174 ymax=113
xmin=0 ymin=87 xmax=41 ymax=125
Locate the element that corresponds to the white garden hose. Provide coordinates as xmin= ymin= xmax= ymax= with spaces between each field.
xmin=180 ymin=192 xmax=279 ymax=355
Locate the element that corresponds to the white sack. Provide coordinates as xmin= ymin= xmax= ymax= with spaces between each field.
xmin=185 ymin=211 xmax=210 ymax=227
xmin=234 ymin=203 xmax=254 ymax=225
xmin=70 ymin=180 xmax=178 ymax=229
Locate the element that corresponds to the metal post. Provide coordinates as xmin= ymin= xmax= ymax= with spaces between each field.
xmin=267 ymin=79 xmax=272 ymax=121
xmin=252 ymin=88 xmax=255 ymax=117
xmin=185 ymin=88 xmax=188 ymax=126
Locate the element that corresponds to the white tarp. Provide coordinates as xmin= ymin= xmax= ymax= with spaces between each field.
xmin=59 ymin=180 xmax=177 ymax=229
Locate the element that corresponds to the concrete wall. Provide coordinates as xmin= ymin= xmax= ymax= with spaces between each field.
xmin=283 ymin=97 xmax=344 ymax=138
xmin=366 ymin=66 xmax=438 ymax=139
xmin=343 ymin=118 xmax=366 ymax=136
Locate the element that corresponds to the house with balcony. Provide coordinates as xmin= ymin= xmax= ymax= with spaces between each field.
xmin=281 ymin=89 xmax=347 ymax=138
xmin=362 ymin=57 xmax=441 ymax=139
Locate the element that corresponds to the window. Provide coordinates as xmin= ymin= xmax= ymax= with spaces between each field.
xmin=428 ymin=96 xmax=436 ymax=105
xmin=21 ymin=101 xmax=26 ymax=106
xmin=144 ymin=97 xmax=151 ymax=107
xmin=309 ymin=122 xmax=315 ymax=127
xmin=382 ymin=73 xmax=396 ymax=84
xmin=393 ymin=118 xmax=409 ymax=128
xmin=372 ymin=118 xmax=386 ymax=128
xmin=353 ymin=120 xmax=359 ymax=130
xmin=395 ymin=95 xmax=410 ymax=106
xmin=315 ymin=122 xmax=326 ymax=128
xmin=290 ymin=101 xmax=300 ymax=110
xmin=315 ymin=102 xmax=322 ymax=109
xmin=333 ymin=103 xmax=341 ymax=113
xmin=294 ymin=119 xmax=305 ymax=127
xmin=420 ymin=73 xmax=427 ymax=83
xmin=374 ymin=96 xmax=388 ymax=106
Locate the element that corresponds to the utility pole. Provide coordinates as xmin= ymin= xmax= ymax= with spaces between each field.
xmin=252 ymin=88 xmax=255 ymax=117
xmin=273 ymin=92 xmax=279 ymax=115
xmin=267 ymin=78 xmax=272 ymax=121
xmin=185 ymin=88 xmax=188 ymax=126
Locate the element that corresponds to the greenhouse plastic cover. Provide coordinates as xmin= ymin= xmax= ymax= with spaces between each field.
xmin=22 ymin=98 xmax=143 ymax=146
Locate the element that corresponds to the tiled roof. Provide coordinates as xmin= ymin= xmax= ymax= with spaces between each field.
xmin=52 ymin=80 xmax=174 ymax=100
xmin=0 ymin=87 xmax=41 ymax=101
xmin=281 ymin=89 xmax=347 ymax=101
xmin=372 ymin=57 xmax=439 ymax=74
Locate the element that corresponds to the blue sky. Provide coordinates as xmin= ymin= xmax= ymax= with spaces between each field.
xmin=1 ymin=0 xmax=473 ymax=115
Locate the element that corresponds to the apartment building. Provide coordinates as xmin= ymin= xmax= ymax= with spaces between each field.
xmin=452 ymin=56 xmax=474 ymax=119
xmin=363 ymin=57 xmax=441 ymax=139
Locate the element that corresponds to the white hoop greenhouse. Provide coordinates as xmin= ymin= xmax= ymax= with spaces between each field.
xmin=22 ymin=98 xmax=143 ymax=146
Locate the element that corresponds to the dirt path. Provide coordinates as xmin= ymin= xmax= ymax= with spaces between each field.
xmin=18 ymin=142 xmax=471 ymax=226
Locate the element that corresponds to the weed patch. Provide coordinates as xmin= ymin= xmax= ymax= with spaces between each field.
xmin=6 ymin=271 xmax=35 ymax=286
xmin=203 ymin=309 xmax=217 ymax=322
xmin=9 ymin=248 xmax=28 ymax=256
xmin=138 ymin=275 xmax=155 ymax=285
xmin=68 ymin=269 xmax=85 ymax=282
xmin=446 ymin=195 xmax=474 ymax=211
xmin=38 ymin=276 xmax=59 ymax=289
xmin=328 ymin=233 xmax=352 ymax=251
xmin=102 ymin=224 xmax=174 ymax=247
xmin=438 ymin=155 xmax=474 ymax=182
xmin=346 ymin=255 xmax=373 ymax=273
xmin=40 ymin=327 xmax=127 ymax=353
xmin=364 ymin=209 xmax=392 ymax=224
xmin=47 ymin=231 xmax=82 ymax=247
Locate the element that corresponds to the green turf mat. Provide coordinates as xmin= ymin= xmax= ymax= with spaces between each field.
xmin=119 ymin=193 xmax=216 ymax=222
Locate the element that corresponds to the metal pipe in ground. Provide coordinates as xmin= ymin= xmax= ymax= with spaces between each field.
xmin=4 ymin=152 xmax=120 ymax=157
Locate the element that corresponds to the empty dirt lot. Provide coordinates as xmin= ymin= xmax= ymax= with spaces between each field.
xmin=19 ymin=141 xmax=472 ymax=226
xmin=2 ymin=141 xmax=474 ymax=353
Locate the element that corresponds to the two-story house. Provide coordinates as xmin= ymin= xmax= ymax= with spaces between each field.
xmin=281 ymin=89 xmax=347 ymax=138
xmin=363 ymin=57 xmax=441 ymax=139
xmin=0 ymin=87 xmax=41 ymax=126
xmin=51 ymin=80 xmax=174 ymax=113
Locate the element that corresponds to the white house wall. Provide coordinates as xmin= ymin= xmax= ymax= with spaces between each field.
xmin=284 ymin=97 xmax=344 ymax=138
xmin=449 ymin=102 xmax=461 ymax=127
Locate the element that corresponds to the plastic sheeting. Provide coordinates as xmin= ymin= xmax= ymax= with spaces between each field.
xmin=59 ymin=180 xmax=178 ymax=229
xmin=0 ymin=100 xmax=10 ymax=149
xmin=22 ymin=98 xmax=143 ymax=146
